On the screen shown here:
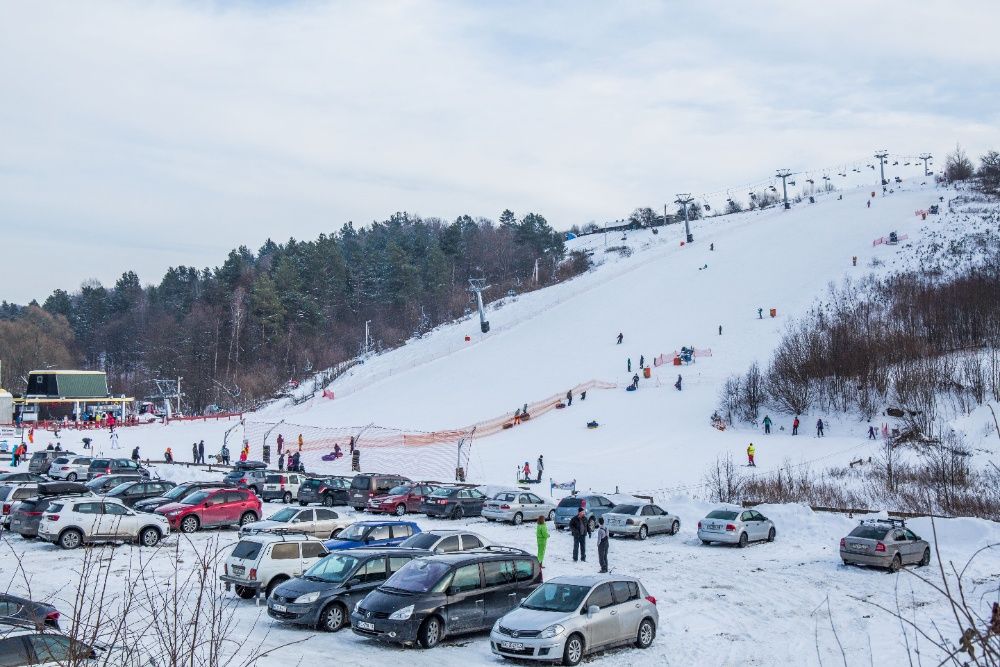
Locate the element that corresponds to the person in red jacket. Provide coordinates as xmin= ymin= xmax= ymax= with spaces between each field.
xmin=792 ymin=416 xmax=800 ymax=435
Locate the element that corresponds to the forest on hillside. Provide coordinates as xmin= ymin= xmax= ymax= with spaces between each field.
xmin=0 ymin=210 xmax=584 ymax=411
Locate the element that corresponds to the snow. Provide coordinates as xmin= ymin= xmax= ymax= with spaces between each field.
xmin=4 ymin=178 xmax=999 ymax=665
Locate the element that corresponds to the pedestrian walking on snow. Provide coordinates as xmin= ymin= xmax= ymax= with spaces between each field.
xmin=758 ymin=307 xmax=763 ymax=319
xmin=747 ymin=443 xmax=756 ymax=467
xmin=597 ymin=517 xmax=610 ymax=573
xmin=569 ymin=508 xmax=591 ymax=562
xmin=220 ymin=445 xmax=230 ymax=465
xmin=537 ymin=455 xmax=544 ymax=482
xmin=631 ymin=373 xmax=640 ymax=389
xmin=719 ymin=325 xmax=722 ymax=335
xmin=513 ymin=408 xmax=522 ymax=425
xmin=521 ymin=461 xmax=531 ymax=481
xmin=536 ymin=516 xmax=549 ymax=566
xmin=816 ymin=419 xmax=825 ymax=437
xmin=627 ymin=358 xmax=632 ymax=373
xmin=278 ymin=452 xmax=285 ymax=471
xmin=192 ymin=442 xmax=198 ymax=463
xmin=674 ymin=375 xmax=682 ymax=391
xmin=617 ymin=332 xmax=623 ymax=345
xmin=277 ymin=434 xmax=284 ymax=455
xmin=566 ymin=390 xmax=572 ymax=406
xmin=297 ymin=433 xmax=304 ymax=452
xmin=639 ymin=355 xmax=645 ymax=369
xmin=580 ymin=391 xmax=586 ymax=401
xmin=165 ymin=447 xmax=174 ymax=463
xmin=763 ymin=415 xmax=772 ymax=434
xmin=198 ymin=440 xmax=205 ymax=464
xmin=132 ymin=446 xmax=141 ymax=462
xmin=868 ymin=425 xmax=876 ymax=440
xmin=792 ymin=416 xmax=799 ymax=435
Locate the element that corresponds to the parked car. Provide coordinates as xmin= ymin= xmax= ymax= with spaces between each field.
xmin=232 ymin=460 xmax=267 ymax=471
xmin=102 ymin=480 xmax=176 ymax=508
xmin=86 ymin=458 xmax=148 ymax=481
xmin=490 ymin=574 xmax=658 ymax=665
xmin=396 ymin=529 xmax=490 ymax=553
xmin=28 ymin=451 xmax=75 ymax=476
xmin=132 ymin=481 xmax=222 ymax=513
xmin=483 ymin=492 xmax=556 ymax=525
xmin=84 ymin=474 xmax=144 ymax=495
xmin=421 ymin=486 xmax=488 ymax=519
xmin=155 ymin=488 xmax=261 ymax=533
xmin=324 ymin=521 xmax=420 ymax=551
xmin=297 ymin=476 xmax=351 ymax=507
xmin=352 ymin=547 xmax=542 ymax=648
xmin=349 ymin=473 xmax=411 ymax=511
xmin=9 ymin=482 xmax=94 ymax=539
xmin=45 ymin=456 xmax=92 ymax=482
xmin=261 ymin=472 xmax=305 ymax=504
xmin=269 ymin=548 xmax=431 ymax=632
xmin=220 ymin=533 xmax=329 ymax=599
xmin=38 ymin=497 xmax=171 ymax=549
xmin=0 ymin=473 xmax=47 ymax=484
xmin=697 ymin=507 xmax=775 ymax=547
xmin=553 ymin=495 xmax=617 ymax=531
xmin=0 ymin=484 xmax=39 ymax=528
xmin=840 ymin=519 xmax=931 ymax=571
xmin=366 ymin=483 xmax=440 ymax=516
xmin=240 ymin=506 xmax=350 ymax=539
xmin=223 ymin=469 xmax=270 ymax=495
xmin=0 ymin=594 xmax=61 ymax=630
xmin=604 ymin=504 xmax=680 ymax=540
xmin=0 ymin=626 xmax=123 ymax=665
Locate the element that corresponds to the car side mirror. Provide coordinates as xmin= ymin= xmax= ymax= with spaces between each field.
xmin=446 ymin=587 xmax=457 ymax=596
xmin=204 ymin=502 xmax=210 ymax=508
xmin=347 ymin=577 xmax=362 ymax=588
xmin=587 ymin=605 xmax=599 ymax=618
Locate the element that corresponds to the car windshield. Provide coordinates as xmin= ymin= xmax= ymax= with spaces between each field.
xmin=706 ymin=510 xmax=739 ymax=520
xmin=849 ymin=524 xmax=891 ymax=540
xmin=183 ymin=491 xmax=211 ymax=505
xmin=386 ymin=485 xmax=411 ymax=495
xmin=350 ymin=477 xmax=371 ymax=490
xmin=336 ymin=524 xmax=369 ymax=541
xmin=430 ymin=487 xmax=456 ymax=497
xmin=521 ymin=583 xmax=591 ymax=613
xmin=164 ymin=485 xmax=196 ymax=500
xmin=304 ymin=554 xmax=359 ymax=583
xmin=107 ymin=483 xmax=134 ymax=496
xmin=232 ymin=540 xmax=262 ymax=560
xmin=383 ymin=560 xmax=451 ymax=593
xmin=612 ymin=505 xmax=640 ymax=515
xmin=398 ymin=533 xmax=440 ymax=549
xmin=268 ymin=508 xmax=298 ymax=522
xmin=558 ymin=497 xmax=583 ymax=508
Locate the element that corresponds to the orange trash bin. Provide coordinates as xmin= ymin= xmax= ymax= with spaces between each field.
xmin=643 ymin=367 xmax=651 ymax=379
xmin=769 ymin=308 xmax=777 ymax=318
xmin=672 ymin=356 xmax=682 ymax=366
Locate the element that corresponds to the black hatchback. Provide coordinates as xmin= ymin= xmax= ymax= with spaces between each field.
xmin=9 ymin=482 xmax=92 ymax=539
xmin=133 ymin=481 xmax=221 ymax=513
xmin=351 ymin=548 xmax=541 ymax=649
xmin=103 ymin=480 xmax=177 ymax=508
xmin=268 ymin=547 xmax=430 ymax=632
xmin=420 ymin=487 xmax=488 ymax=519
xmin=86 ymin=458 xmax=148 ymax=481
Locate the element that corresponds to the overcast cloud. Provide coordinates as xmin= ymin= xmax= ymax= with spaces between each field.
xmin=1 ymin=1 xmax=998 ymax=303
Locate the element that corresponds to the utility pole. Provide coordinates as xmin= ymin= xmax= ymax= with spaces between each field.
xmin=363 ymin=320 xmax=372 ymax=355
xmin=874 ymin=150 xmax=889 ymax=186
xmin=919 ymin=152 xmax=933 ymax=176
xmin=468 ymin=279 xmax=490 ymax=333
xmin=674 ymin=194 xmax=694 ymax=243
xmin=176 ymin=376 xmax=182 ymax=416
xmin=775 ymin=170 xmax=793 ymax=210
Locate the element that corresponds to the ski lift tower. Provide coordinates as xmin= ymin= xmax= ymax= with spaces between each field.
xmin=151 ymin=377 xmax=183 ymax=418
xmin=919 ymin=152 xmax=933 ymax=176
xmin=468 ymin=278 xmax=490 ymax=333
xmin=675 ymin=194 xmax=694 ymax=243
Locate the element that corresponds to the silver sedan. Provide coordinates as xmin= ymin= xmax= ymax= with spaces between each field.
xmin=604 ymin=504 xmax=680 ymax=540
xmin=483 ymin=491 xmax=556 ymax=525
xmin=239 ymin=506 xmax=349 ymax=539
xmin=697 ymin=508 xmax=775 ymax=547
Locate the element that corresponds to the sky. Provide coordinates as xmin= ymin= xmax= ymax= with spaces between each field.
xmin=1 ymin=0 xmax=999 ymax=304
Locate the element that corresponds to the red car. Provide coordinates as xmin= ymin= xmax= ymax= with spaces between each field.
xmin=365 ymin=483 xmax=440 ymax=516
xmin=155 ymin=487 xmax=261 ymax=533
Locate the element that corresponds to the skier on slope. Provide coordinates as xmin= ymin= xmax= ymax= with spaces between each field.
xmin=763 ymin=415 xmax=772 ymax=434
xmin=616 ymin=332 xmax=623 ymax=345
xmin=867 ymin=425 xmax=877 ymax=440
xmin=746 ymin=443 xmax=756 ymax=467
xmin=816 ymin=418 xmax=825 ymax=437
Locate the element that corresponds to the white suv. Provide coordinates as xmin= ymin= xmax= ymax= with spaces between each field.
xmin=47 ymin=456 xmax=93 ymax=482
xmin=221 ymin=533 xmax=329 ymax=599
xmin=38 ymin=497 xmax=170 ymax=549
xmin=261 ymin=473 xmax=305 ymax=504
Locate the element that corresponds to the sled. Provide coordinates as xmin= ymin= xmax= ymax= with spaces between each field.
xmin=518 ymin=478 xmax=543 ymax=485
xmin=321 ymin=453 xmax=343 ymax=462
xmin=502 ymin=422 xmax=514 ymax=430
xmin=626 ymin=385 xmax=637 ymax=392
xmin=555 ymin=403 xmax=567 ymax=409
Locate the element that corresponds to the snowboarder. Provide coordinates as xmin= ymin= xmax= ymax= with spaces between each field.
xmin=816 ymin=419 xmax=825 ymax=437
xmin=867 ymin=425 xmax=876 ymax=440
xmin=792 ymin=416 xmax=799 ymax=435
xmin=276 ymin=434 xmax=284 ymax=455
xmin=521 ymin=461 xmax=531 ymax=481
xmin=278 ymin=451 xmax=285 ymax=471
xmin=569 ymin=507 xmax=591 ymax=562
xmin=596 ymin=517 xmax=610 ymax=573
xmin=758 ymin=307 xmax=763 ymax=319
xmin=220 ymin=445 xmax=230 ymax=465
xmin=198 ymin=440 xmax=205 ymax=464
xmin=627 ymin=358 xmax=632 ymax=373
xmin=566 ymin=390 xmax=573 ymax=406
xmin=537 ymin=455 xmax=544 ymax=482
xmin=192 ymin=442 xmax=199 ymax=463
xmin=763 ymin=415 xmax=772 ymax=434
xmin=639 ymin=355 xmax=645 ymax=369
xmin=616 ymin=332 xmax=623 ymax=345
xmin=536 ymin=515 xmax=549 ymax=566
xmin=747 ymin=443 xmax=756 ymax=467
xmin=164 ymin=447 xmax=173 ymax=463
xmin=131 ymin=446 xmax=141 ymax=462
xmin=674 ymin=374 xmax=682 ymax=391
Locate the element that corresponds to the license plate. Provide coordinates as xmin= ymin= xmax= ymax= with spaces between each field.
xmin=357 ymin=621 xmax=375 ymax=631
xmin=232 ymin=566 xmax=245 ymax=575
xmin=500 ymin=641 xmax=524 ymax=650
xmin=272 ymin=604 xmax=287 ymax=612
xmin=853 ymin=544 xmax=868 ymax=551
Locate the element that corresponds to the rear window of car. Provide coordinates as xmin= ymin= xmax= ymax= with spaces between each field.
xmin=494 ymin=493 xmax=516 ymax=502
xmin=265 ymin=475 xmax=284 ymax=484
xmin=47 ymin=502 xmax=64 ymax=513
xmin=89 ymin=459 xmax=110 ymax=468
xmin=558 ymin=497 xmax=583 ymax=508
xmin=351 ymin=476 xmax=372 ymax=490
xmin=30 ymin=452 xmax=47 ymax=461
xmin=706 ymin=510 xmax=739 ymax=520
xmin=0 ymin=486 xmax=11 ymax=500
xmin=614 ymin=505 xmax=640 ymax=515
xmin=849 ymin=524 xmax=890 ymax=540
xmin=53 ymin=457 xmax=70 ymax=465
xmin=301 ymin=479 xmax=321 ymax=490
xmin=232 ymin=540 xmax=263 ymax=560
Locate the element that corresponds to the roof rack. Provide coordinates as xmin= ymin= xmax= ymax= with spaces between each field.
xmin=859 ymin=517 xmax=906 ymax=527
xmin=465 ymin=545 xmax=529 ymax=556
xmin=242 ymin=527 xmax=315 ymax=538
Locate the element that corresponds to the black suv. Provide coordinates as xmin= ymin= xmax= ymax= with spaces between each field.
xmin=298 ymin=476 xmax=351 ymax=507
xmin=269 ymin=547 xmax=430 ymax=632
xmin=133 ymin=481 xmax=221 ymax=513
xmin=351 ymin=547 xmax=541 ymax=649
xmin=421 ymin=486 xmax=488 ymax=519
xmin=103 ymin=480 xmax=177 ymax=508
xmin=349 ymin=474 xmax=411 ymax=511
xmin=86 ymin=458 xmax=148 ymax=481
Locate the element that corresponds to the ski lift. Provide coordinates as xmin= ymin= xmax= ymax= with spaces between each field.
xmin=823 ymin=175 xmax=831 ymax=181
xmin=788 ymin=180 xmax=796 ymax=186
xmin=806 ymin=178 xmax=815 ymax=185
xmin=749 ymin=192 xmax=756 ymax=199
xmin=868 ymin=164 xmax=875 ymax=169
xmin=904 ymin=162 xmax=910 ymax=166
xmin=768 ymin=185 xmax=777 ymax=192
xmin=703 ymin=202 xmax=711 ymax=212
xmin=892 ymin=161 xmax=898 ymax=166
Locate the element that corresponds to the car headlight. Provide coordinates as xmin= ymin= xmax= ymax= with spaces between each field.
xmin=294 ymin=591 xmax=320 ymax=604
xmin=389 ymin=604 xmax=414 ymax=621
xmin=353 ymin=600 xmax=362 ymax=613
xmin=540 ymin=624 xmax=565 ymax=639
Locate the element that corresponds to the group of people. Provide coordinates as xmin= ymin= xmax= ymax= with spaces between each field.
xmin=512 ymin=403 xmax=530 ymax=425
xmin=758 ymin=415 xmax=826 ymax=437
xmin=190 ymin=440 xmax=207 ymax=464
xmin=533 ymin=506 xmax=610 ymax=574
xmin=8 ymin=441 xmax=30 ymax=466
xmin=519 ymin=455 xmax=544 ymax=483
xmin=278 ymin=450 xmax=304 ymax=472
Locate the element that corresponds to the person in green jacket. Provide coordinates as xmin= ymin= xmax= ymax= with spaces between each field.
xmin=536 ymin=515 xmax=549 ymax=565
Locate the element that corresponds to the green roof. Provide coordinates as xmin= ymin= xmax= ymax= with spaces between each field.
xmin=56 ymin=374 xmax=109 ymax=398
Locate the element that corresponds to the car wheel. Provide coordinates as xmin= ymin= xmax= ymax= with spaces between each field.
xmin=239 ymin=512 xmax=257 ymax=527
xmin=638 ymin=525 xmax=648 ymax=540
xmin=919 ymin=548 xmax=931 ymax=567
xmin=767 ymin=527 xmax=776 ymax=542
xmin=635 ymin=618 xmax=656 ymax=648
xmin=323 ymin=496 xmax=335 ymax=507
xmin=180 ymin=516 xmax=200 ymax=534
xmin=234 ymin=585 xmax=256 ymax=600
xmin=547 ymin=510 xmax=555 ymax=521
xmin=282 ymin=492 xmax=292 ymax=504
xmin=395 ymin=504 xmax=407 ymax=517
xmin=670 ymin=520 xmax=680 ymax=535
xmin=842 ymin=559 xmax=851 ymax=566
xmin=319 ymin=602 xmax=347 ymax=632
xmin=701 ymin=539 xmax=711 ymax=545
xmin=738 ymin=532 xmax=748 ymax=548
xmin=265 ymin=577 xmax=286 ymax=598
xmin=299 ymin=500 xmax=307 ymax=507
xmin=66 ymin=472 xmax=78 ymax=482
xmin=562 ymin=633 xmax=584 ymax=666
xmin=452 ymin=505 xmax=464 ymax=520
xmin=59 ymin=529 xmax=83 ymax=550
xmin=139 ymin=527 xmax=161 ymax=547
xmin=889 ymin=554 xmax=902 ymax=573
xmin=513 ymin=512 xmax=523 ymax=526
xmin=418 ymin=615 xmax=442 ymax=649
